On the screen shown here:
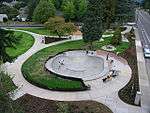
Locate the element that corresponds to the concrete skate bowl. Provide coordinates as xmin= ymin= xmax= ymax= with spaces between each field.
xmin=45 ymin=50 xmax=109 ymax=81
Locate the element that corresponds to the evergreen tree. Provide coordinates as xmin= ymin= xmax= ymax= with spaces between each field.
xmin=111 ymin=26 xmax=122 ymax=46
xmin=32 ymin=0 xmax=56 ymax=23
xmin=102 ymin=0 xmax=116 ymax=29
xmin=61 ymin=0 xmax=87 ymax=21
xmin=0 ymin=71 xmax=23 ymax=113
xmin=0 ymin=4 xmax=19 ymax=19
xmin=61 ymin=0 xmax=76 ymax=21
xmin=82 ymin=0 xmax=103 ymax=49
xmin=74 ymin=0 xmax=88 ymax=21
xmin=144 ymin=0 xmax=150 ymax=13
xmin=115 ymin=0 xmax=135 ymax=24
xmin=52 ymin=0 xmax=63 ymax=9
xmin=27 ymin=0 xmax=40 ymax=20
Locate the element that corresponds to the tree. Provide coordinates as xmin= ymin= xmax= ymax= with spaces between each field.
xmin=102 ymin=0 xmax=116 ymax=29
xmin=74 ymin=0 xmax=88 ymax=21
xmin=0 ymin=61 xmax=23 ymax=113
xmin=14 ymin=2 xmax=27 ymax=10
xmin=115 ymin=0 xmax=135 ymax=24
xmin=81 ymin=0 xmax=103 ymax=49
xmin=45 ymin=16 xmax=77 ymax=38
xmin=27 ymin=0 xmax=40 ymax=20
xmin=0 ymin=29 xmax=20 ymax=62
xmin=0 ymin=71 xmax=23 ymax=113
xmin=32 ymin=0 xmax=56 ymax=23
xmin=143 ymin=0 xmax=150 ymax=13
xmin=0 ymin=4 xmax=19 ymax=19
xmin=61 ymin=0 xmax=76 ymax=21
xmin=3 ymin=17 xmax=8 ymax=23
xmin=51 ymin=0 xmax=63 ymax=9
xmin=0 ymin=30 xmax=23 ymax=113
xmin=61 ymin=0 xmax=87 ymax=21
xmin=111 ymin=26 xmax=122 ymax=46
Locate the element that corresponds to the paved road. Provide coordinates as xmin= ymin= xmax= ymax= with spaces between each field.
xmin=0 ymin=23 xmax=44 ymax=28
xmin=137 ymin=10 xmax=150 ymax=84
xmin=136 ymin=10 xmax=150 ymax=112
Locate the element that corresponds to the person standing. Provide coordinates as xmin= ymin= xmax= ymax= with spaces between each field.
xmin=106 ymin=53 xmax=109 ymax=60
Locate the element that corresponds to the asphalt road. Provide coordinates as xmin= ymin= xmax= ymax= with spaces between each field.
xmin=136 ymin=10 xmax=150 ymax=84
xmin=0 ymin=23 xmax=44 ymax=28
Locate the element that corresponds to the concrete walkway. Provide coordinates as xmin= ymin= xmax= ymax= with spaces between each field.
xmin=121 ymin=26 xmax=132 ymax=42
xmin=3 ymin=29 xmax=145 ymax=113
xmin=121 ymin=26 xmax=132 ymax=35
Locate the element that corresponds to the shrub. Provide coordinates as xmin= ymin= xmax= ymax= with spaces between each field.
xmin=111 ymin=26 xmax=122 ymax=46
xmin=3 ymin=17 xmax=8 ymax=23
xmin=32 ymin=0 xmax=56 ymax=23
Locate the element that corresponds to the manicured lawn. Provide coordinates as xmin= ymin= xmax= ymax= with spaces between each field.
xmin=22 ymin=38 xmax=129 ymax=90
xmin=16 ymin=28 xmax=57 ymax=36
xmin=6 ymin=31 xmax=34 ymax=59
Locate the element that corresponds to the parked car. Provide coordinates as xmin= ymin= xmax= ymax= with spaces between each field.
xmin=143 ymin=45 xmax=150 ymax=58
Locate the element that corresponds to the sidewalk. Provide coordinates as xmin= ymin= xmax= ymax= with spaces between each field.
xmin=134 ymin=27 xmax=150 ymax=113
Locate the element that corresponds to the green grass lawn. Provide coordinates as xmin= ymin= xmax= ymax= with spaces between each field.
xmin=22 ymin=38 xmax=129 ymax=90
xmin=6 ymin=31 xmax=34 ymax=59
xmin=16 ymin=28 xmax=57 ymax=36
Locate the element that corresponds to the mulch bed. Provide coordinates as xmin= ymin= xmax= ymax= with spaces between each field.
xmin=15 ymin=94 xmax=113 ymax=113
xmin=118 ymin=37 xmax=140 ymax=106
xmin=44 ymin=37 xmax=67 ymax=44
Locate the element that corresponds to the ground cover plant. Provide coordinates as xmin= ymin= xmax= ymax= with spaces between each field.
xmin=16 ymin=94 xmax=113 ymax=113
xmin=118 ymin=30 xmax=140 ymax=106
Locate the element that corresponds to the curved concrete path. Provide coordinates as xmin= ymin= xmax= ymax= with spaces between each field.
xmin=3 ymin=29 xmax=144 ymax=113
xmin=121 ymin=26 xmax=133 ymax=42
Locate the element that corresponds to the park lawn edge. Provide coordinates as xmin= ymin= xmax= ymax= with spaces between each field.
xmin=6 ymin=31 xmax=35 ymax=59
xmin=16 ymin=28 xmax=58 ymax=36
